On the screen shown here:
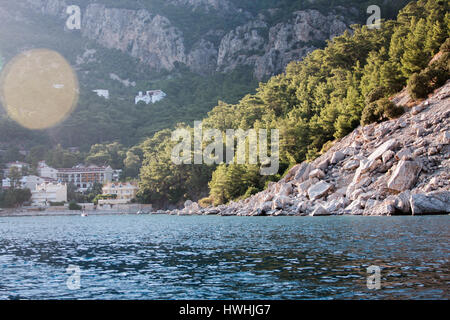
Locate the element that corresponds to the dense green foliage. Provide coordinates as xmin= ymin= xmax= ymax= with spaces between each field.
xmin=137 ymin=0 xmax=449 ymax=208
xmin=68 ymin=201 xmax=82 ymax=210
xmin=0 ymin=188 xmax=31 ymax=208
xmin=407 ymin=40 xmax=450 ymax=99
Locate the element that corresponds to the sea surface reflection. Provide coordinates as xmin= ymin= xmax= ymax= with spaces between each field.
xmin=0 ymin=215 xmax=448 ymax=299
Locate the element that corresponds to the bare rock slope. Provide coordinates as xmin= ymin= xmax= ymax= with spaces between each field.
xmin=176 ymin=81 xmax=450 ymax=217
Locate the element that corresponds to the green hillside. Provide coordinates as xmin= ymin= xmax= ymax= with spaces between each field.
xmin=136 ymin=0 xmax=449 ymax=208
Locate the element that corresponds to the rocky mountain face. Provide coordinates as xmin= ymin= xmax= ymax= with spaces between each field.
xmin=20 ymin=0 xmax=356 ymax=79
xmin=172 ymin=81 xmax=450 ymax=217
xmin=217 ymin=9 xmax=351 ymax=79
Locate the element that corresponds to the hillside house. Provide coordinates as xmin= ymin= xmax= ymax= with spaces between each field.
xmin=135 ymin=90 xmax=166 ymax=104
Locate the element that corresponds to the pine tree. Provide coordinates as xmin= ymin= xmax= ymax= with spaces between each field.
xmin=401 ymin=18 xmax=429 ymax=77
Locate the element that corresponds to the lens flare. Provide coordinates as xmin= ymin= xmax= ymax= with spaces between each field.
xmin=0 ymin=49 xmax=79 ymax=130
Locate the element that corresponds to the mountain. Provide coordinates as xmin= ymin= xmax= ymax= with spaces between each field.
xmin=0 ymin=0 xmax=409 ymax=150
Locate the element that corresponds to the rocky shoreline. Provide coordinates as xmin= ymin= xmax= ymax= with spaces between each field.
xmin=2 ymin=83 xmax=448 ymax=219
xmin=172 ymin=81 xmax=450 ymax=217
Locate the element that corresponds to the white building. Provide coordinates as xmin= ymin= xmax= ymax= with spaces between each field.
xmin=135 ymin=90 xmax=166 ymax=104
xmin=2 ymin=175 xmax=47 ymax=190
xmin=31 ymin=182 xmax=67 ymax=206
xmin=3 ymin=161 xmax=30 ymax=177
xmin=93 ymin=89 xmax=109 ymax=99
xmin=100 ymin=182 xmax=138 ymax=205
xmin=37 ymin=161 xmax=58 ymax=180
xmin=56 ymin=164 xmax=114 ymax=192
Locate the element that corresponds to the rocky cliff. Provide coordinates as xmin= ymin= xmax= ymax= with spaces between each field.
xmin=20 ymin=0 xmax=356 ymax=79
xmin=174 ymin=81 xmax=450 ymax=216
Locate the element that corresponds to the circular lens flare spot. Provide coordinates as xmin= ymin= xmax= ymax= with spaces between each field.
xmin=0 ymin=49 xmax=79 ymax=130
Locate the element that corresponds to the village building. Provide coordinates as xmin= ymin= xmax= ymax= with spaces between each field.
xmin=3 ymin=161 xmax=30 ymax=177
xmin=37 ymin=161 xmax=58 ymax=180
xmin=92 ymin=89 xmax=109 ymax=99
xmin=100 ymin=182 xmax=138 ymax=205
xmin=135 ymin=90 xmax=166 ymax=104
xmin=2 ymin=175 xmax=48 ymax=190
xmin=31 ymin=182 xmax=67 ymax=206
xmin=56 ymin=164 xmax=114 ymax=192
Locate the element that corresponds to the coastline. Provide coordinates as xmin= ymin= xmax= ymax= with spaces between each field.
xmin=1 ymin=209 xmax=449 ymax=218
xmin=0 ymin=209 xmax=127 ymax=218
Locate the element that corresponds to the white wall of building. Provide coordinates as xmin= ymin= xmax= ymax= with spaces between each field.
xmin=31 ymin=183 xmax=67 ymax=206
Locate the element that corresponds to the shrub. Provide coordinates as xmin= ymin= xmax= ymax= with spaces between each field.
xmin=198 ymin=196 xmax=214 ymax=208
xmin=377 ymin=98 xmax=404 ymax=120
xmin=440 ymin=37 xmax=450 ymax=53
xmin=425 ymin=66 xmax=449 ymax=89
xmin=242 ymin=186 xmax=259 ymax=200
xmin=68 ymin=201 xmax=82 ymax=210
xmin=49 ymin=201 xmax=65 ymax=206
xmin=361 ymin=98 xmax=404 ymax=125
xmin=365 ymin=86 xmax=388 ymax=104
xmin=407 ymin=72 xmax=432 ymax=100
xmin=361 ymin=101 xmax=382 ymax=125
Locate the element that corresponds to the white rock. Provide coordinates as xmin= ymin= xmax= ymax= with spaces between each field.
xmin=309 ymin=168 xmax=325 ymax=180
xmin=395 ymin=148 xmax=413 ymax=161
xmin=410 ymin=191 xmax=450 ymax=215
xmin=297 ymin=180 xmax=312 ymax=195
xmin=278 ymin=183 xmax=293 ymax=197
xmin=310 ymin=205 xmax=330 ymax=216
xmin=387 ymin=160 xmax=421 ymax=192
xmin=344 ymin=159 xmax=360 ymax=171
xmin=368 ymin=138 xmax=398 ymax=162
xmin=330 ymin=151 xmax=345 ymax=164
xmin=293 ymin=162 xmax=312 ymax=182
xmin=317 ymin=159 xmax=330 ymax=171
xmin=308 ymin=181 xmax=333 ymax=201
xmin=272 ymin=196 xmax=292 ymax=210
xmin=441 ymin=131 xmax=450 ymax=145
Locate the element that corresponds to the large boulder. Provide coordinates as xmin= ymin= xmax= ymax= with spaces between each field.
xmin=317 ymin=158 xmax=330 ymax=171
xmin=343 ymin=159 xmax=360 ymax=171
xmin=364 ymin=199 xmax=396 ymax=216
xmin=272 ymin=196 xmax=292 ymax=210
xmin=410 ymin=191 xmax=450 ymax=215
xmin=330 ymin=151 xmax=345 ymax=164
xmin=278 ymin=183 xmax=293 ymax=197
xmin=393 ymin=191 xmax=412 ymax=214
xmin=293 ymin=162 xmax=312 ymax=182
xmin=297 ymin=179 xmax=312 ymax=195
xmin=309 ymin=168 xmax=325 ymax=180
xmin=382 ymin=150 xmax=395 ymax=164
xmin=368 ymin=138 xmax=398 ymax=162
xmin=184 ymin=200 xmax=193 ymax=208
xmin=308 ymin=181 xmax=333 ymax=200
xmin=395 ymin=148 xmax=413 ymax=161
xmin=387 ymin=160 xmax=421 ymax=192
xmin=310 ymin=205 xmax=330 ymax=216
xmin=344 ymin=199 xmax=364 ymax=215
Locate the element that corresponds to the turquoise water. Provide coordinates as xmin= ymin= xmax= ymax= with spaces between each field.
xmin=0 ymin=215 xmax=448 ymax=299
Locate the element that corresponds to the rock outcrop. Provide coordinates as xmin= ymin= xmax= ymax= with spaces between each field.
xmin=175 ymin=81 xmax=450 ymax=217
xmin=19 ymin=0 xmax=356 ymax=78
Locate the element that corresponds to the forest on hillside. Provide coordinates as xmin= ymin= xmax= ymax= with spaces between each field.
xmin=136 ymin=0 xmax=449 ymax=208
